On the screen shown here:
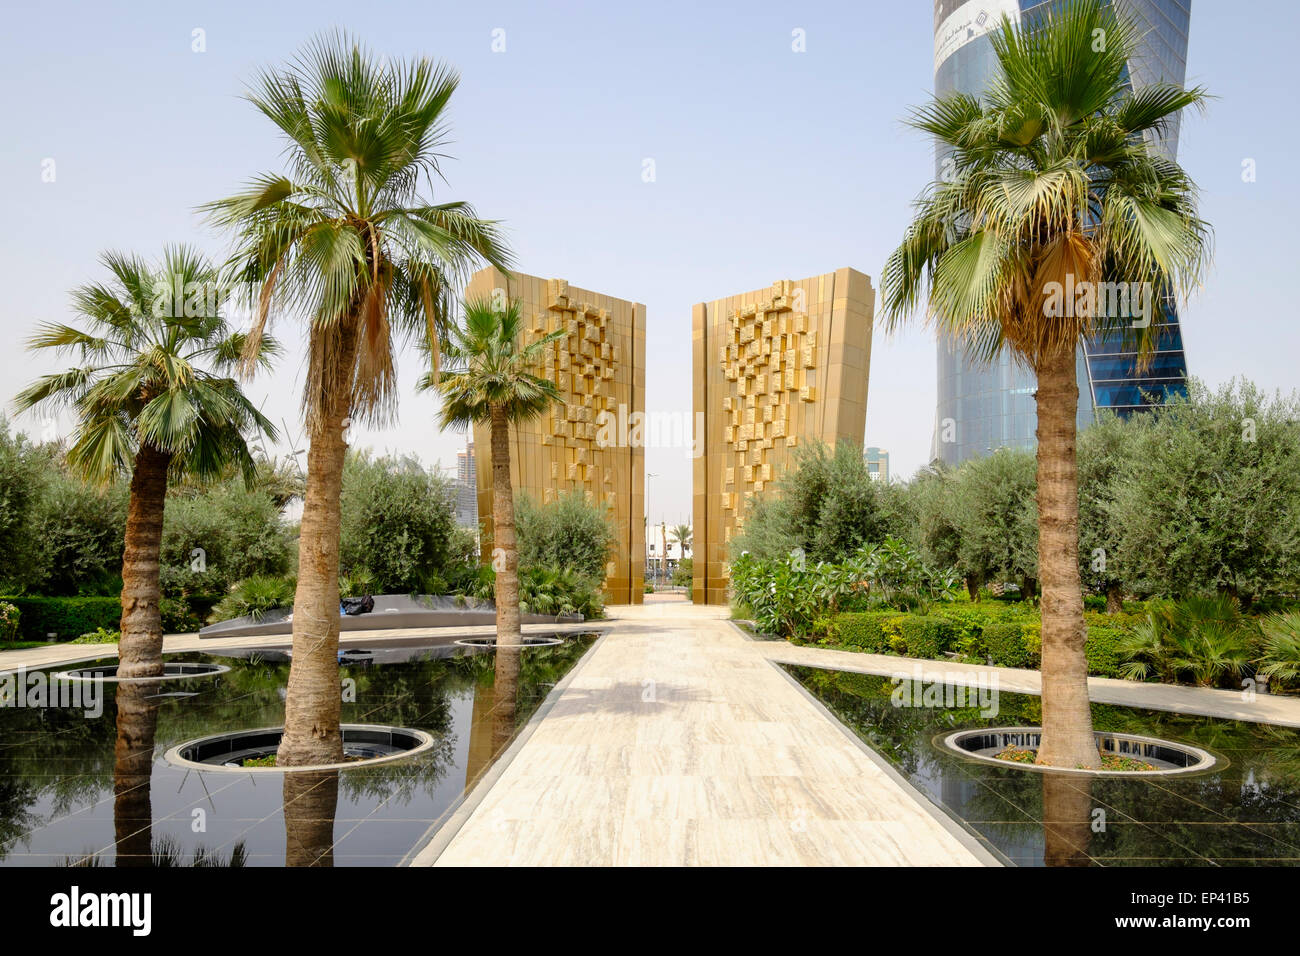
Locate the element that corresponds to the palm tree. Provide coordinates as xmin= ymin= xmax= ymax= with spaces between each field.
xmin=670 ymin=523 xmax=692 ymax=556
xmin=15 ymin=247 xmax=276 ymax=679
xmin=422 ymin=297 xmax=562 ymax=725
xmin=880 ymin=0 xmax=1210 ymax=768
xmin=205 ymin=34 xmax=509 ymax=765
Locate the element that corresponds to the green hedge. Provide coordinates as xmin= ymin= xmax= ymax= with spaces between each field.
xmin=834 ymin=611 xmax=903 ymax=653
xmin=2 ymin=596 xmax=121 ymax=642
xmin=897 ymin=616 xmax=956 ymax=658
xmin=832 ymin=606 xmax=1128 ymax=679
xmin=833 ymin=612 xmax=954 ymax=658
xmin=1084 ymin=625 xmax=1125 ymax=678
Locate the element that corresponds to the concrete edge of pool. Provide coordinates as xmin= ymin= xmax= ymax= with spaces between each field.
xmin=163 ymin=723 xmax=439 ymax=774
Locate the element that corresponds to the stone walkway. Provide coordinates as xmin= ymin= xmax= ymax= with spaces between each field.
xmin=414 ymin=602 xmax=993 ymax=866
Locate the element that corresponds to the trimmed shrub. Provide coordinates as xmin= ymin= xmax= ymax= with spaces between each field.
xmin=3 ymin=596 xmax=121 ymax=641
xmin=983 ymin=622 xmax=1037 ymax=668
xmin=897 ymin=615 xmax=956 ymax=658
xmin=833 ymin=612 xmax=905 ymax=653
xmin=1085 ymin=625 xmax=1126 ymax=678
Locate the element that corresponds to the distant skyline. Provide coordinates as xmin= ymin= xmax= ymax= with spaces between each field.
xmin=2 ymin=0 xmax=1297 ymax=527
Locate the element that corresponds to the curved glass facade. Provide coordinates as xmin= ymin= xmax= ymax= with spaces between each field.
xmin=930 ymin=0 xmax=1192 ymax=466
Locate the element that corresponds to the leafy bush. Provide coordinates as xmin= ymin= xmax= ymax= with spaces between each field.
xmin=27 ymin=472 xmax=128 ymax=596
xmin=0 ymin=601 xmax=19 ymax=646
xmin=339 ymin=568 xmax=379 ymax=599
xmin=160 ymin=597 xmax=203 ymax=634
xmin=72 ymin=627 xmax=120 ymax=645
xmin=209 ymin=575 xmax=295 ymax=623
xmin=1117 ymin=596 xmax=1258 ymax=687
xmin=1259 ymin=611 xmax=1300 ymax=687
xmin=515 ymin=492 xmax=615 ymax=583
xmin=339 ymin=452 xmax=464 ymax=593
xmin=672 ymin=557 xmax=693 ymax=588
xmin=518 ymin=566 xmax=604 ymax=619
xmin=159 ymin=480 xmax=293 ymax=606
xmin=729 ymin=539 xmax=957 ymax=638
xmin=465 ymin=564 xmax=604 ymax=619
xmin=2 ymin=596 xmax=121 ymax=641
xmin=731 ymin=440 xmax=898 ymax=563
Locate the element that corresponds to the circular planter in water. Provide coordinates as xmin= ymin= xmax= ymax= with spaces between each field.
xmin=163 ymin=723 xmax=436 ymax=773
xmin=54 ymin=661 xmax=230 ymax=684
xmin=937 ymin=726 xmax=1220 ymax=777
xmin=453 ymin=636 xmax=565 ymax=649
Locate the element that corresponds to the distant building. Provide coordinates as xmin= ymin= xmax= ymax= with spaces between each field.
xmin=455 ymin=441 xmax=478 ymax=529
xmin=864 ymin=446 xmax=889 ymax=483
xmin=931 ymin=0 xmax=1193 ymax=466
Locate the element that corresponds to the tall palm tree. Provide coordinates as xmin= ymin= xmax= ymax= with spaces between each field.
xmin=15 ymin=247 xmax=276 ymax=679
xmin=881 ymin=0 xmax=1210 ymax=767
xmin=670 ymin=523 xmax=692 ymax=556
xmin=422 ymin=297 xmax=562 ymax=725
xmin=205 ymin=34 xmax=509 ymax=765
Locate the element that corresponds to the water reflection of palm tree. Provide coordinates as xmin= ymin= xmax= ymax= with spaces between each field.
xmin=113 ymin=680 xmax=161 ymax=866
xmin=1041 ymin=773 xmax=1094 ymax=867
xmin=283 ymin=771 xmax=339 ymax=867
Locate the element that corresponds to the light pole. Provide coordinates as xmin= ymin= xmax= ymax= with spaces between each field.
xmin=646 ymin=472 xmax=657 ymax=587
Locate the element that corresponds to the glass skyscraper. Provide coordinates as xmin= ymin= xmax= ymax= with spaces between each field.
xmin=930 ymin=0 xmax=1192 ymax=466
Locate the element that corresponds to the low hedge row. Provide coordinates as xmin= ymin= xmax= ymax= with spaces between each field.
xmin=835 ymin=612 xmax=957 ymax=658
xmin=830 ymin=608 xmax=1126 ymax=678
xmin=2 ymin=596 xmax=122 ymax=642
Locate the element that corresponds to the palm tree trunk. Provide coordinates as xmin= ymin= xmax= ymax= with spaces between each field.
xmin=1041 ymin=772 xmax=1093 ymax=866
xmin=489 ymin=403 xmax=522 ymax=749
xmin=112 ymin=680 xmax=161 ymax=866
xmin=278 ymin=323 xmax=360 ymax=767
xmin=1033 ymin=347 xmax=1100 ymax=769
xmin=282 ymin=770 xmax=338 ymax=867
xmin=117 ymin=443 xmax=172 ymax=680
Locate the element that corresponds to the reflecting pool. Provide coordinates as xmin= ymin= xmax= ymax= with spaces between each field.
xmin=0 ymin=635 xmax=597 ymax=866
xmin=786 ymin=666 xmax=1300 ymax=866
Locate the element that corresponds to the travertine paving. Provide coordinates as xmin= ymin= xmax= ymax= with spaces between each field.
xmin=420 ymin=601 xmax=991 ymax=866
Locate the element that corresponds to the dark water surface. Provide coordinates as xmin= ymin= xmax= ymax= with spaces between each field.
xmin=0 ymin=636 xmax=596 ymax=866
xmin=787 ymin=665 xmax=1300 ymax=866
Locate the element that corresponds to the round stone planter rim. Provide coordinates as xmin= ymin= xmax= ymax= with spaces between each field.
xmin=163 ymin=722 xmax=437 ymax=774
xmin=935 ymin=725 xmax=1222 ymax=777
xmin=452 ymin=636 xmax=565 ymax=648
xmin=53 ymin=661 xmax=231 ymax=684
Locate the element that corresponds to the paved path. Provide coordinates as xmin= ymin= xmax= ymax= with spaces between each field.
xmin=416 ymin=601 xmax=992 ymax=866
xmin=760 ymin=641 xmax=1300 ymax=728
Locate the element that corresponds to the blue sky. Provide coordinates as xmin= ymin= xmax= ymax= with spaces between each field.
xmin=1 ymin=0 xmax=1296 ymax=526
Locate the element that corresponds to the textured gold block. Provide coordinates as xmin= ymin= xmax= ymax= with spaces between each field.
xmin=693 ymin=269 xmax=874 ymax=604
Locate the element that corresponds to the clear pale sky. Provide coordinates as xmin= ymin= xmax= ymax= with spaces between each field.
xmin=1 ymin=0 xmax=1295 ymax=527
